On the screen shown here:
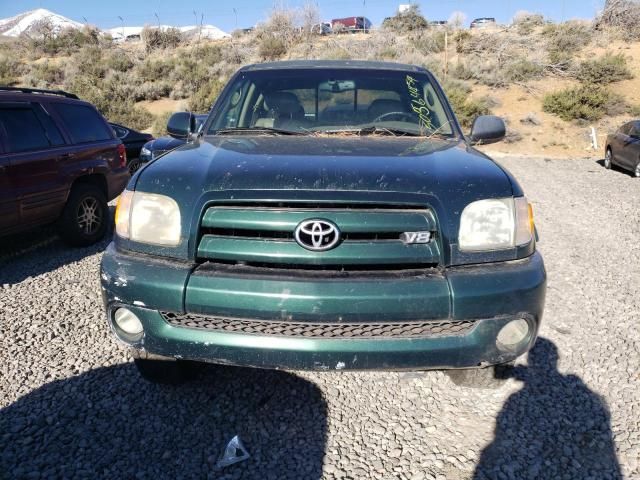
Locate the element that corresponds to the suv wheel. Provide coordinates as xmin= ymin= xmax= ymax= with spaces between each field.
xmin=445 ymin=363 xmax=514 ymax=389
xmin=604 ymin=148 xmax=613 ymax=169
xmin=57 ymin=184 xmax=108 ymax=247
xmin=635 ymin=162 xmax=640 ymax=178
xmin=128 ymin=158 xmax=142 ymax=175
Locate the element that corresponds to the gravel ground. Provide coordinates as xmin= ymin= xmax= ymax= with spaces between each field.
xmin=1 ymin=156 xmax=639 ymax=479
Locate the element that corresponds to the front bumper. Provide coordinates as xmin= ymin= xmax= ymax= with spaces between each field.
xmin=100 ymin=244 xmax=546 ymax=371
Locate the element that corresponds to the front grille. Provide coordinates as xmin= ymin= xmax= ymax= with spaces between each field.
xmin=161 ymin=312 xmax=475 ymax=339
xmin=196 ymin=203 xmax=441 ymax=270
xmin=152 ymin=149 xmax=168 ymax=159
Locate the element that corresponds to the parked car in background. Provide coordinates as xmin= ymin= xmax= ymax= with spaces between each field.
xmin=109 ymin=122 xmax=153 ymax=174
xmin=101 ymin=60 xmax=545 ymax=386
xmin=429 ymin=20 xmax=448 ymax=28
xmin=0 ymin=87 xmax=129 ymax=246
xmin=312 ymin=22 xmax=332 ymax=35
xmin=605 ymin=121 xmax=640 ymax=177
xmin=331 ymin=16 xmax=372 ymax=33
xmin=139 ymin=113 xmax=207 ymax=166
xmin=470 ymin=17 xmax=497 ymax=29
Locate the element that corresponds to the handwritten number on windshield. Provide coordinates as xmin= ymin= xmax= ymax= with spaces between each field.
xmin=406 ymin=75 xmax=434 ymax=131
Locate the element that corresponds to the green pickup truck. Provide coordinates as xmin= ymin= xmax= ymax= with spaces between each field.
xmin=100 ymin=60 xmax=546 ymax=385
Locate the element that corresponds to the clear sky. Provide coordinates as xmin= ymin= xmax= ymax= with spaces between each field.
xmin=0 ymin=0 xmax=607 ymax=32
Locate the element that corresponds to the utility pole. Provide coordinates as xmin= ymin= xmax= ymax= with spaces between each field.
xmin=362 ymin=0 xmax=366 ymax=32
xmin=118 ymin=15 xmax=124 ymax=41
xmin=233 ymin=8 xmax=238 ymax=31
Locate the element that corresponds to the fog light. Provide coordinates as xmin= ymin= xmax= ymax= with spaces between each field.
xmin=114 ymin=308 xmax=143 ymax=336
xmin=496 ymin=318 xmax=529 ymax=351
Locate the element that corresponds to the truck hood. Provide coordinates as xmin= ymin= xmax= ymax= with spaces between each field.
xmin=137 ymin=135 xmax=515 ymax=198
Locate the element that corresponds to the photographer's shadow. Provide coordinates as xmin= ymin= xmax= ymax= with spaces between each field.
xmin=0 ymin=363 xmax=328 ymax=479
xmin=474 ymin=338 xmax=621 ymax=479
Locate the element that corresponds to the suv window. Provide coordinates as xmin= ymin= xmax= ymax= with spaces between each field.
xmin=33 ymin=103 xmax=65 ymax=146
xmin=112 ymin=125 xmax=129 ymax=138
xmin=0 ymin=105 xmax=51 ymax=153
xmin=54 ymin=103 xmax=112 ymax=144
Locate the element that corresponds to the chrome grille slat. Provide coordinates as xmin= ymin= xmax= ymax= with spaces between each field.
xmin=197 ymin=203 xmax=441 ymax=269
xmin=161 ymin=312 xmax=475 ymax=339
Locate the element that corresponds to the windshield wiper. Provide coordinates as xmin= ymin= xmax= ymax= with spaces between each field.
xmin=321 ymin=126 xmax=427 ymax=137
xmin=214 ymin=126 xmax=307 ymax=136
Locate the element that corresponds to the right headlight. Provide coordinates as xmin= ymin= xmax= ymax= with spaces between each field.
xmin=140 ymin=146 xmax=151 ymax=158
xmin=458 ymin=197 xmax=533 ymax=252
xmin=115 ymin=190 xmax=181 ymax=246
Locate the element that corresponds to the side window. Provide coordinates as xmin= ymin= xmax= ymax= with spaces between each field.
xmin=33 ymin=103 xmax=65 ymax=146
xmin=53 ymin=103 xmax=112 ymax=144
xmin=112 ymin=125 xmax=128 ymax=138
xmin=0 ymin=106 xmax=51 ymax=153
xmin=620 ymin=123 xmax=633 ymax=135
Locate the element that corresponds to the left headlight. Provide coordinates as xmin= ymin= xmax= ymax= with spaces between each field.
xmin=140 ymin=146 xmax=151 ymax=158
xmin=458 ymin=197 xmax=533 ymax=252
xmin=115 ymin=190 xmax=181 ymax=246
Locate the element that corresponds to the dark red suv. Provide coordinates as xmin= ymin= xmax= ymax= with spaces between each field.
xmin=0 ymin=87 xmax=129 ymax=246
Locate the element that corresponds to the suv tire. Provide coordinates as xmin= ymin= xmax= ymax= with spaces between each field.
xmin=446 ymin=363 xmax=514 ymax=389
xmin=57 ymin=184 xmax=109 ymax=247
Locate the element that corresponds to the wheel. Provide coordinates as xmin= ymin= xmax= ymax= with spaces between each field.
xmin=128 ymin=158 xmax=142 ymax=175
xmin=635 ymin=162 xmax=640 ymax=178
xmin=133 ymin=358 xmax=196 ymax=384
xmin=445 ymin=363 xmax=514 ymax=389
xmin=57 ymin=184 xmax=109 ymax=247
xmin=604 ymin=148 xmax=613 ymax=169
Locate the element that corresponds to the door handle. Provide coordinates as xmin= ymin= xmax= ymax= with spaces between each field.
xmin=58 ymin=153 xmax=74 ymax=159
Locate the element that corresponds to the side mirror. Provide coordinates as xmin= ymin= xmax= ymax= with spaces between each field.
xmin=469 ymin=115 xmax=506 ymax=145
xmin=167 ymin=112 xmax=195 ymax=139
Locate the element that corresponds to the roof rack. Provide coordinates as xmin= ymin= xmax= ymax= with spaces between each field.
xmin=0 ymin=86 xmax=79 ymax=99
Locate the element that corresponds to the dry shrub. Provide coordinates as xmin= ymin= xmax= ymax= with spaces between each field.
xmin=382 ymin=5 xmax=429 ymax=32
xmin=577 ymin=53 xmax=633 ymax=84
xmin=543 ymin=85 xmax=626 ymax=121
xmin=512 ymin=11 xmax=546 ymax=35
xmin=141 ymin=26 xmax=183 ymax=52
xmin=442 ymin=80 xmax=491 ymax=128
xmin=256 ymin=7 xmax=299 ymax=60
xmin=188 ymin=78 xmax=226 ymax=113
xmin=26 ymin=61 xmax=64 ymax=87
xmin=410 ymin=30 xmax=446 ymax=54
xmin=105 ymin=51 xmax=134 ymax=72
xmin=21 ymin=21 xmax=103 ymax=56
xmin=596 ymin=0 xmax=640 ymax=40
xmin=544 ymin=21 xmax=592 ymax=62
xmin=0 ymin=55 xmax=24 ymax=85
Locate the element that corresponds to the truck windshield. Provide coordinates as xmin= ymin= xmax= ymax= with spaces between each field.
xmin=206 ymin=69 xmax=457 ymax=137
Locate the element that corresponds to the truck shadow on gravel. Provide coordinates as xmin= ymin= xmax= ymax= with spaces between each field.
xmin=474 ymin=338 xmax=622 ymax=480
xmin=0 ymin=207 xmax=115 ymax=285
xmin=0 ymin=363 xmax=327 ymax=479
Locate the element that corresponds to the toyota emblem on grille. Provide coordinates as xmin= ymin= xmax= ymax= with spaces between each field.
xmin=294 ymin=219 xmax=341 ymax=251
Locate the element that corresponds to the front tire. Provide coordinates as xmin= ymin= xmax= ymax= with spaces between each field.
xmin=57 ymin=184 xmax=108 ymax=247
xmin=604 ymin=148 xmax=613 ymax=169
xmin=446 ymin=363 xmax=514 ymax=389
xmin=635 ymin=162 xmax=640 ymax=178
xmin=128 ymin=158 xmax=142 ymax=175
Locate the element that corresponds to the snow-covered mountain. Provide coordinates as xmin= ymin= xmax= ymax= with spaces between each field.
xmin=0 ymin=8 xmax=230 ymax=41
xmin=107 ymin=24 xmax=230 ymax=42
xmin=0 ymin=8 xmax=83 ymax=37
